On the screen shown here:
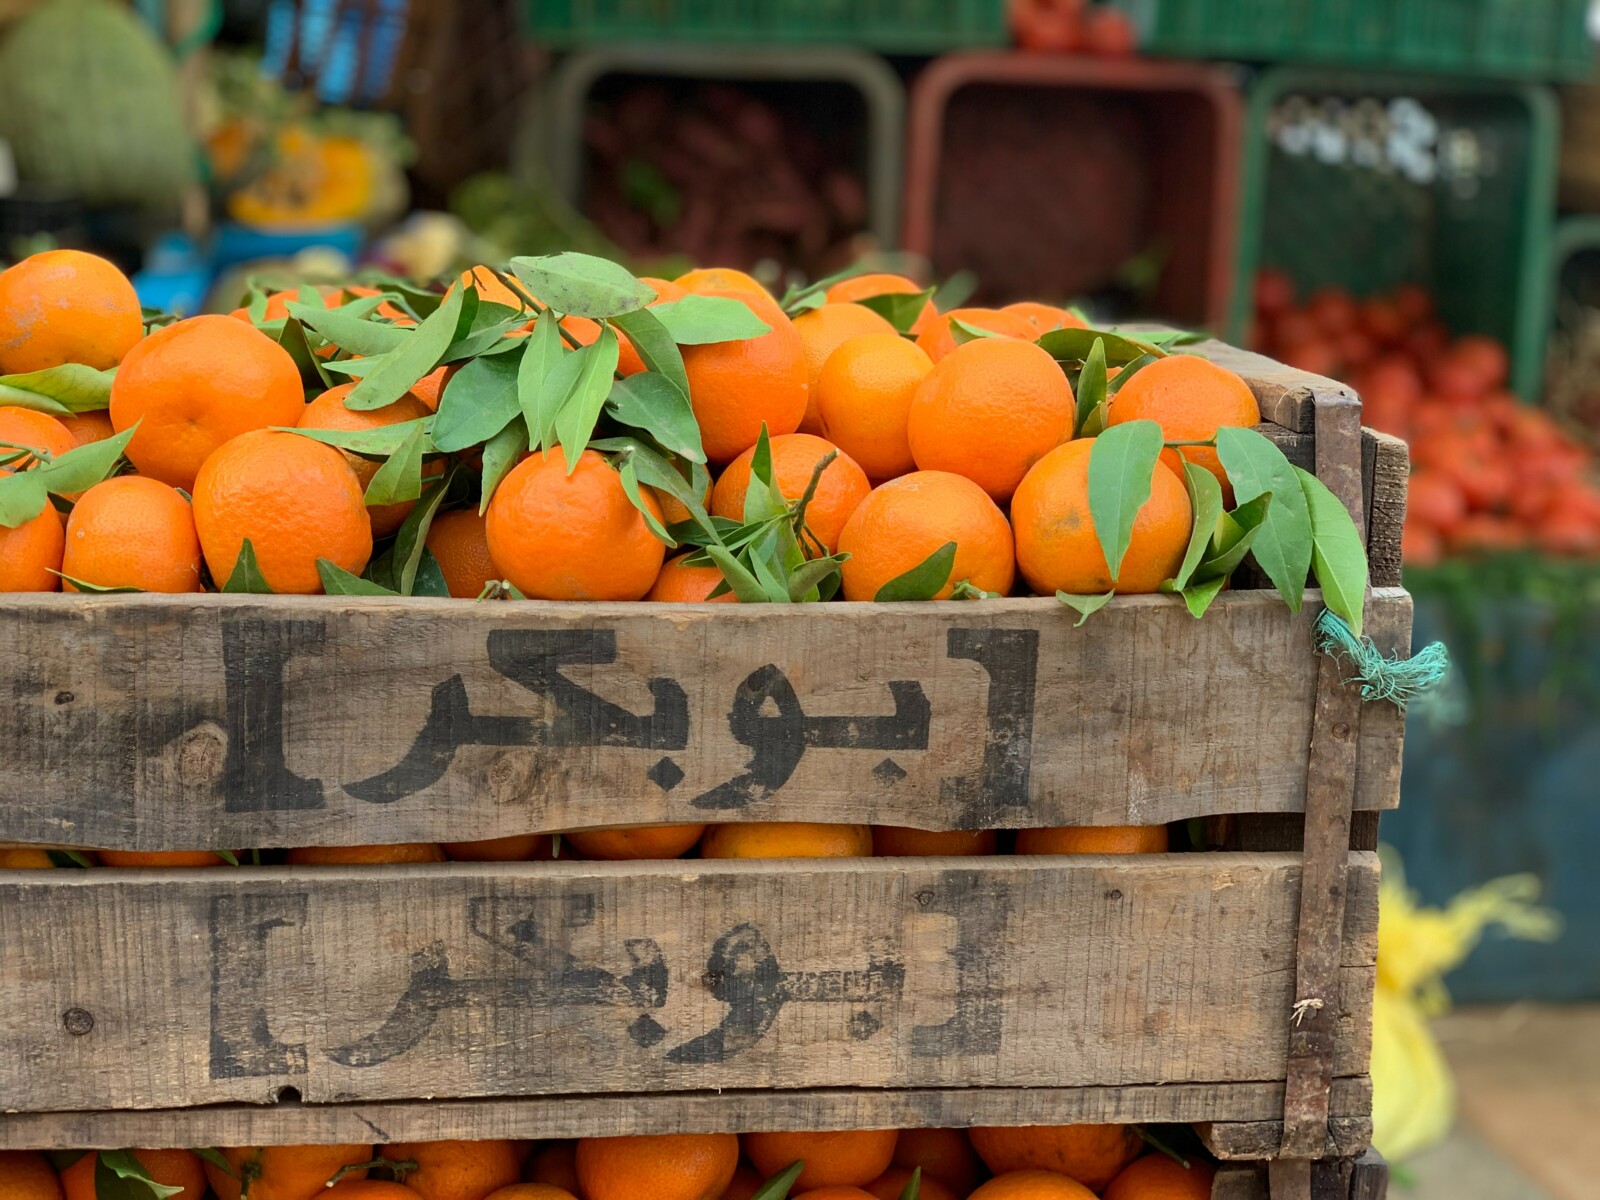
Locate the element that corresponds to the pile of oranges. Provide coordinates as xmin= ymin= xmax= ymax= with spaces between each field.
xmin=0 ymin=1124 xmax=1219 ymax=1200
xmin=0 ymin=250 xmax=1273 ymax=604
xmin=1251 ymin=269 xmax=1600 ymax=565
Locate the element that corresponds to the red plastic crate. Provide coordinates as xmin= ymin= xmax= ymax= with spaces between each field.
xmin=903 ymin=53 xmax=1244 ymax=330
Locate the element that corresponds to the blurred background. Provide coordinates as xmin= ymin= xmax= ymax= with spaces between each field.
xmin=1 ymin=1 xmax=1596 ymax=1195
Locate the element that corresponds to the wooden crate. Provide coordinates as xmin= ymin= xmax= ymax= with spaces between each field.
xmin=0 ymin=344 xmax=1407 ymax=1200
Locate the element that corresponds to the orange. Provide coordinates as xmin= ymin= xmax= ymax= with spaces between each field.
xmin=300 ymin=383 xmax=440 ymax=538
xmin=382 ymin=1140 xmax=522 ymax=1200
xmin=0 ymin=1152 xmax=63 ymax=1200
xmin=675 ymin=267 xmax=768 ymax=297
xmin=968 ymin=1172 xmax=1096 ymax=1199
xmin=873 ymin=827 xmax=998 ymax=856
xmin=865 ymin=1167 xmax=959 ymax=1200
xmin=453 ymin=266 xmax=529 ymax=311
xmin=793 ymin=304 xmax=897 ymax=432
xmin=426 ymin=508 xmax=503 ymax=599
xmin=192 ymin=429 xmax=373 ymax=594
xmin=1102 ymin=1155 xmax=1216 ymax=1200
xmin=1004 ymin=302 xmax=1085 ymax=334
xmin=795 ymin=1190 xmax=877 ymax=1200
xmin=642 ymin=276 xmax=688 ymax=303
xmin=0 ymin=475 xmax=64 ymax=592
xmin=575 ymin=1133 xmax=739 ymax=1200
xmin=914 ymin=308 xmax=1036 ymax=364
xmin=647 ymin=552 xmax=738 ymax=603
xmin=411 ymin=365 xmax=455 ymax=412
xmin=0 ymin=406 xmax=75 ymax=469
xmin=815 ymin=333 xmax=933 ymax=482
xmin=1106 ymin=355 xmax=1259 ymax=498
xmin=481 ymin=1188 xmax=576 ymax=1200
xmin=204 ymin=1145 xmax=373 ymax=1200
xmin=1015 ymin=826 xmax=1169 ymax=855
xmin=59 ymin=410 xmax=117 ymax=448
xmin=656 ymin=480 xmax=713 ymax=528
xmin=486 ymin=447 xmax=666 ymax=601
xmin=682 ymin=289 xmax=808 ymax=463
xmin=969 ymin=1126 xmax=1141 ymax=1192
xmin=443 ymin=835 xmax=555 ymax=862
xmin=287 ymin=843 xmax=446 ymax=865
xmin=825 ymin=273 xmax=936 ymax=329
xmin=718 ymin=1165 xmax=765 ymax=1200
xmin=228 ymin=286 xmax=406 ymax=327
xmin=99 ymin=850 xmax=232 ymax=867
xmin=837 ymin=472 xmax=1014 ymax=602
xmin=61 ymin=476 xmax=202 ymax=593
xmin=326 ymin=1185 xmax=417 ymax=1200
xmin=701 ymin=822 xmax=872 ymax=859
xmin=525 ymin=1144 xmax=580 ymax=1193
xmin=893 ymin=1128 xmax=987 ymax=1195
xmin=563 ymin=824 xmax=706 ymax=859
xmin=110 ymin=315 xmax=306 ymax=490
xmin=711 ymin=432 xmax=870 ymax=554
xmin=0 ymin=848 xmax=58 ymax=868
xmin=744 ymin=1130 xmax=898 ymax=1192
xmin=0 ymin=249 xmax=143 ymax=374
xmin=63 ymin=1151 xmax=206 ymax=1200
xmin=908 ymin=338 xmax=1074 ymax=503
xmin=1010 ymin=440 xmax=1190 ymax=596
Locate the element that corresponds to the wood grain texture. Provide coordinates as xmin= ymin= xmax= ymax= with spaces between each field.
xmin=1364 ymin=432 xmax=1409 ymax=590
xmin=0 ymin=1078 xmax=1376 ymax=1150
xmin=1199 ymin=1115 xmax=1373 ymax=1160
xmin=1189 ymin=340 xmax=1358 ymax=435
xmin=0 ymin=854 xmax=1378 ymax=1113
xmin=0 ymin=590 xmax=1410 ymax=851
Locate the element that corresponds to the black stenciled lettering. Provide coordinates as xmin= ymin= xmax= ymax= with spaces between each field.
xmin=940 ymin=628 xmax=1039 ymax=826
xmin=346 ymin=628 xmax=689 ymax=804
xmin=910 ymin=870 xmax=1012 ymax=1058
xmin=692 ymin=665 xmax=930 ymax=810
xmin=220 ymin=618 xmax=327 ymax=812
xmin=209 ymin=893 xmax=309 ymax=1079
xmin=325 ymin=894 xmax=668 ymax=1068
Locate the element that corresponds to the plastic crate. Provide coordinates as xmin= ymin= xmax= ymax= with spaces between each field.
xmin=902 ymin=53 xmax=1243 ymax=328
xmin=1120 ymin=0 xmax=1594 ymax=81
xmin=523 ymin=0 xmax=1008 ymax=52
xmin=1231 ymin=68 xmax=1559 ymax=400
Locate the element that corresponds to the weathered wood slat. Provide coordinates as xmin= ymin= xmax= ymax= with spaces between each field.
xmin=0 ymin=590 xmax=1410 ymax=850
xmin=1363 ymin=432 xmax=1409 ymax=590
xmin=0 ymin=1079 xmax=1375 ymax=1150
xmin=1199 ymin=1114 xmax=1373 ymax=1161
xmin=0 ymin=854 xmax=1378 ymax=1113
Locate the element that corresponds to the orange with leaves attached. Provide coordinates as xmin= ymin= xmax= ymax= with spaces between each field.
xmin=204 ymin=1145 xmax=373 ymax=1200
xmin=381 ymin=1140 xmax=523 ymax=1200
xmin=1106 ymin=355 xmax=1259 ymax=498
xmin=825 ymin=273 xmax=936 ymax=330
xmin=681 ymin=289 xmax=807 ymax=463
xmin=914 ymin=307 xmax=1036 ymax=363
xmin=743 ymin=1130 xmax=898 ymax=1193
xmin=711 ymin=432 xmax=870 ymax=554
xmin=675 ymin=267 xmax=768 ymax=297
xmin=576 ymin=1134 xmax=739 ymax=1200
xmin=300 ymin=383 xmax=439 ymax=538
xmin=1004 ymin=302 xmax=1085 ymax=334
xmin=63 ymin=1151 xmax=206 ymax=1200
xmin=837 ymin=471 xmax=1014 ymax=602
xmin=646 ymin=553 xmax=737 ymax=603
xmin=891 ymin=1128 xmax=987 ymax=1195
xmin=0 ymin=471 xmax=64 ymax=593
xmin=62 ymin=476 xmax=202 ymax=593
xmin=865 ymin=1168 xmax=959 ymax=1200
xmin=425 ymin=508 xmax=502 ymax=599
xmin=970 ymin=1125 xmax=1142 ymax=1192
xmin=0 ymin=406 xmax=75 ymax=469
xmin=0 ymin=249 xmax=143 ymax=374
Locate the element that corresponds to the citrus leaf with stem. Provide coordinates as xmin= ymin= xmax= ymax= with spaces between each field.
xmin=48 ymin=570 xmax=140 ymax=593
xmin=517 ymin=313 xmax=564 ymax=451
xmin=1073 ymin=336 xmax=1108 ymax=438
xmin=856 ymin=288 xmax=936 ymax=334
xmin=1216 ymin=426 xmax=1312 ymax=611
xmin=363 ymin=422 xmax=426 ymax=507
xmin=704 ymin=543 xmax=770 ymax=603
xmin=286 ymin=297 xmax=409 ymax=358
xmin=386 ymin=472 xmax=455 ymax=596
xmin=553 ymin=325 xmax=621 ymax=472
xmin=1087 ymin=418 xmax=1165 ymax=584
xmin=318 ymin=559 xmax=399 ymax=596
xmin=651 ymin=295 xmax=771 ymax=344
xmin=346 ymin=282 xmax=466 ymax=411
xmin=352 ymin=270 xmax=444 ymax=319
xmin=779 ymin=261 xmax=880 ymax=315
xmin=1108 ymin=352 xmax=1157 ymax=395
xmin=431 ymin=346 xmax=521 ymax=453
xmin=222 ymin=538 xmax=273 ymax=593
xmin=617 ymin=454 xmax=675 ymax=547
xmin=610 ymin=306 xmax=689 ymax=397
xmin=1167 ymin=460 xmax=1225 ymax=592
xmin=98 ymin=1150 xmax=182 ymax=1200
xmin=0 ymin=363 xmax=115 ymax=414
xmin=509 ymin=252 xmax=655 ymax=318
xmin=441 ymin=303 xmax=529 ymax=362
xmin=1037 ymin=326 xmax=1168 ymax=366
xmin=592 ymin=436 xmax=720 ymax=542
xmin=0 ymin=467 xmax=50 ymax=528
xmin=1177 ymin=575 xmax=1228 ymax=619
xmin=1295 ymin=466 xmax=1369 ymax=636
xmin=874 ymin=541 xmax=957 ymax=602
xmin=606 ymin=371 xmax=705 ymax=463
xmin=35 ymin=424 xmax=136 ymax=496
xmin=787 ymin=553 xmax=848 ymax=602
xmin=287 ymin=418 xmax=434 ymax=458
xmin=1057 ymin=590 xmax=1115 ymax=626
xmin=1191 ymin=491 xmax=1272 ymax=583
xmin=276 ymin=317 xmax=333 ymax=388
xmin=479 ymin=416 xmax=529 ymax=514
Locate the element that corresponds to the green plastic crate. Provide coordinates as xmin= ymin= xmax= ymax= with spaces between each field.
xmin=1123 ymin=0 xmax=1593 ymax=81
xmin=523 ymin=0 xmax=1009 ymax=52
xmin=1231 ymin=68 xmax=1559 ymax=400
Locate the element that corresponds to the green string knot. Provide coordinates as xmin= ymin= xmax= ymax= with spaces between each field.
xmin=1315 ymin=608 xmax=1450 ymax=709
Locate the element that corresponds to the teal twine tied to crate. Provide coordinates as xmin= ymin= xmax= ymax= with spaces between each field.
xmin=1314 ymin=609 xmax=1450 ymax=709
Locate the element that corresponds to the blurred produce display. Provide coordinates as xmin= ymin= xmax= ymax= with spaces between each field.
xmin=1253 ymin=271 xmax=1600 ymax=565
xmin=1007 ymin=0 xmax=1138 ymax=56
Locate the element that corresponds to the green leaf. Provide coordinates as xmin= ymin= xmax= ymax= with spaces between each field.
xmin=0 ymin=363 xmax=115 ymax=413
xmin=606 ymin=372 xmax=705 ymax=463
xmin=317 ymin=559 xmax=399 ymax=595
xmin=222 ymin=538 xmax=274 ymax=593
xmin=610 ymin=306 xmax=690 ymax=398
xmin=742 ymin=426 xmax=788 ymax=524
xmin=45 ymin=849 xmax=96 ymax=868
xmin=874 ymin=541 xmax=957 ymax=602
xmin=1140 ymin=328 xmax=1208 ymax=348
xmin=1073 ymin=337 xmax=1108 ymax=438
xmin=749 ymin=1161 xmax=806 ymax=1200
xmin=191 ymin=1150 xmax=236 ymax=1179
xmin=346 ymin=282 xmax=465 ymax=411
xmin=898 ymin=1165 xmax=923 ymax=1200
xmin=0 ymin=468 xmax=49 ymax=528
xmin=533 ymin=343 xmax=597 ymax=461
xmin=1057 ymin=590 xmax=1115 ymax=626
xmin=1087 ymin=418 xmax=1165 ymax=583
xmin=352 ymin=270 xmax=445 ymax=319
xmin=1168 ymin=461 xmax=1224 ymax=591
xmin=1038 ymin=326 xmax=1168 ymax=366
xmin=363 ymin=423 xmax=426 ymax=506
xmin=651 ymin=295 xmax=772 ymax=344
xmin=593 ymin=437 xmax=720 ymax=542
xmin=275 ymin=317 xmax=331 ymax=388
xmin=318 ymin=357 xmax=380 ymax=379
xmin=949 ymin=317 xmax=1001 ymax=346
xmin=1108 ymin=352 xmax=1158 ymax=395
xmin=554 ymin=326 xmax=622 ymax=471
xmin=286 ymin=298 xmax=411 ymax=357
xmin=786 ymin=554 xmax=847 ymax=602
xmin=1194 ymin=492 xmax=1272 ymax=582
xmin=1216 ymin=426 xmax=1313 ymax=611
xmin=509 ymin=252 xmax=655 ymax=318
xmin=99 ymin=1150 xmax=183 ymax=1200
xmin=747 ymin=529 xmax=795 ymax=603
xmin=856 ymin=288 xmax=936 ymax=334
xmin=616 ymin=455 xmax=675 ymax=546
xmin=442 ymin=303 xmax=530 ymax=362
xmin=48 ymin=570 xmax=141 ymax=593
xmin=412 ymin=550 xmax=451 ymax=598
xmin=517 ymin=314 xmax=564 ymax=450
xmin=431 ymin=348 xmax=521 ymax=453
xmin=479 ymin=417 xmax=529 ymax=513
xmin=1296 ymin=467 xmax=1369 ymax=637
xmin=287 ymin=418 xmax=433 ymax=457
xmin=390 ymin=473 xmax=454 ymax=596
xmin=1178 ymin=575 xmax=1228 ymax=619
xmin=704 ymin=543 xmax=771 ymax=604
xmin=35 ymin=424 xmax=137 ymax=496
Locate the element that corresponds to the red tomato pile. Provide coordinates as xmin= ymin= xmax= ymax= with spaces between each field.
xmin=1253 ymin=269 xmax=1600 ymax=566
xmin=1008 ymin=0 xmax=1139 ymax=55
